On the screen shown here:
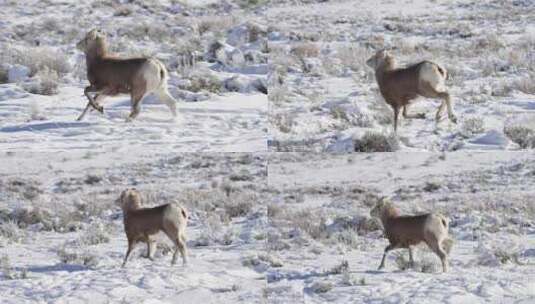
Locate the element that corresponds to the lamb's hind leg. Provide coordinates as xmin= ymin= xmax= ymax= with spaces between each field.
xmin=155 ymin=87 xmax=178 ymax=118
xmin=435 ymin=100 xmax=446 ymax=123
xmin=163 ymin=226 xmax=187 ymax=266
xmin=420 ymin=81 xmax=456 ymax=124
xmin=427 ymin=237 xmax=449 ymax=273
xmin=169 ymin=237 xmax=187 ymax=266
xmin=438 ymin=91 xmax=456 ymax=123
xmin=127 ymin=91 xmax=146 ymax=122
xmin=174 ymin=236 xmax=188 ymax=266
xmin=403 ymin=105 xmax=425 ymax=119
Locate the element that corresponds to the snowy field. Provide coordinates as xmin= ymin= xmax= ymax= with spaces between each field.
xmin=266 ymin=152 xmax=535 ymax=303
xmin=0 ymin=151 xmax=267 ymax=303
xmin=268 ymin=0 xmax=535 ymax=152
xmin=0 ymin=0 xmax=268 ymax=153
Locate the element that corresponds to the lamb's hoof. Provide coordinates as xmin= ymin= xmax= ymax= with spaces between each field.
xmin=97 ymin=106 xmax=104 ymax=114
xmin=417 ymin=113 xmax=426 ymax=119
xmin=449 ymin=115 xmax=457 ymax=124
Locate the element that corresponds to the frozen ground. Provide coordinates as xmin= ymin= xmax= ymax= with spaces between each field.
xmin=0 ymin=151 xmax=267 ymax=303
xmin=267 ymin=152 xmax=535 ymax=303
xmin=0 ymin=0 xmax=268 ymax=153
xmin=0 ymin=86 xmax=266 ymax=153
xmin=268 ymin=0 xmax=535 ymax=152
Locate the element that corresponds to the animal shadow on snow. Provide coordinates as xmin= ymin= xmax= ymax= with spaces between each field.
xmin=27 ymin=264 xmax=87 ymax=273
xmin=0 ymin=122 xmax=93 ymax=133
xmin=504 ymin=100 xmax=535 ymax=111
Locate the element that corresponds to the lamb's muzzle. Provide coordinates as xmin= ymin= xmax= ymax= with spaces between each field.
xmin=76 ymin=29 xmax=178 ymax=121
xmin=370 ymin=197 xmax=452 ymax=272
xmin=119 ymin=188 xmax=188 ymax=267
xmin=366 ymin=49 xmax=456 ymax=132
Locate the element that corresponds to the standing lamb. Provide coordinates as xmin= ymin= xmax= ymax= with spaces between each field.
xmin=76 ymin=29 xmax=178 ymax=121
xmin=370 ymin=197 xmax=453 ymax=272
xmin=118 ymin=188 xmax=188 ymax=267
xmin=366 ymin=49 xmax=456 ymax=132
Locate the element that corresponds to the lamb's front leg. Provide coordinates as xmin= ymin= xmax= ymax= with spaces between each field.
xmin=77 ymin=102 xmax=93 ymax=121
xmin=145 ymin=242 xmax=155 ymax=261
xmin=379 ymin=244 xmax=394 ymax=270
xmin=122 ymin=239 xmax=134 ymax=268
xmin=77 ymin=93 xmax=107 ymax=121
xmin=408 ymin=246 xmax=415 ymax=268
xmin=78 ymin=86 xmax=103 ymax=121
xmin=84 ymin=86 xmax=103 ymax=113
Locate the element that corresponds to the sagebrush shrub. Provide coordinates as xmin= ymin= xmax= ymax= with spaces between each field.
xmin=354 ymin=131 xmax=399 ymax=152
xmin=504 ymin=125 xmax=535 ymax=148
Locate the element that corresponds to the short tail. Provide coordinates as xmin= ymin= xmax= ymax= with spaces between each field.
xmin=151 ymin=58 xmax=169 ymax=88
xmin=438 ymin=214 xmax=449 ymax=229
xmin=435 ymin=63 xmax=448 ymax=80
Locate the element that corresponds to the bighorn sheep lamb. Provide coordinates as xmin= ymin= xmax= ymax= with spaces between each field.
xmin=118 ymin=188 xmax=188 ymax=267
xmin=366 ymin=49 xmax=456 ymax=132
xmin=370 ymin=198 xmax=452 ymax=272
xmin=76 ymin=29 xmax=178 ymax=121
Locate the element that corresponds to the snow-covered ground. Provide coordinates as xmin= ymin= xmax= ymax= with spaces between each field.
xmin=0 ymin=0 xmax=268 ymax=153
xmin=0 ymin=86 xmax=266 ymax=153
xmin=0 ymin=151 xmax=267 ymax=303
xmin=268 ymin=0 xmax=535 ymax=152
xmin=267 ymin=152 xmax=535 ymax=303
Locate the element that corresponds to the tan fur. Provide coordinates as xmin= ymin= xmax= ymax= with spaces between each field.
xmin=370 ymin=198 xmax=452 ymax=272
xmin=366 ymin=50 xmax=457 ymax=132
xmin=76 ymin=29 xmax=178 ymax=121
xmin=118 ymin=188 xmax=188 ymax=267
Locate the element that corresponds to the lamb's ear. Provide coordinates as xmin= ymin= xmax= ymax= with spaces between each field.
xmin=117 ymin=190 xmax=125 ymax=206
xmin=94 ymin=29 xmax=106 ymax=40
xmin=378 ymin=196 xmax=390 ymax=207
xmin=87 ymin=29 xmax=99 ymax=39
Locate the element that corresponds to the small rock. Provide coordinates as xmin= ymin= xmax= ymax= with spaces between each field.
xmin=8 ymin=64 xmax=30 ymax=83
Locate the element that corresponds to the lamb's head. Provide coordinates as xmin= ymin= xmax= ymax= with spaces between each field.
xmin=77 ymin=29 xmax=107 ymax=55
xmin=370 ymin=197 xmax=394 ymax=218
xmin=117 ymin=188 xmax=142 ymax=212
xmin=366 ymin=49 xmax=396 ymax=70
